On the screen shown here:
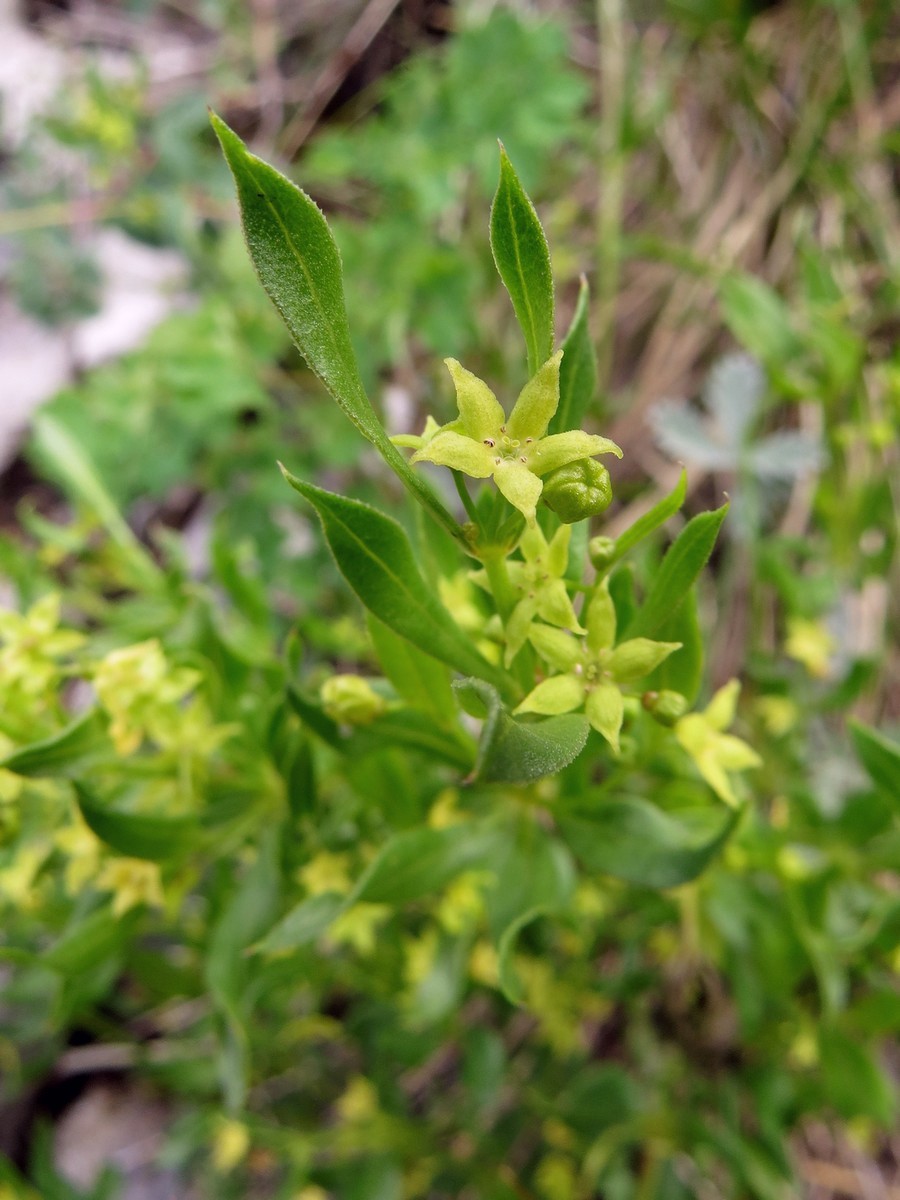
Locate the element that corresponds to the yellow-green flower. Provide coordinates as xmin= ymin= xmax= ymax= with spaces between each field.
xmin=96 ymin=857 xmax=164 ymax=916
xmin=674 ymin=680 xmax=761 ymax=807
xmin=396 ymin=354 xmax=621 ymax=524
xmin=515 ymin=581 xmax=680 ymax=752
xmin=498 ymin=523 xmax=583 ymax=666
xmin=785 ymin=616 xmax=835 ymax=679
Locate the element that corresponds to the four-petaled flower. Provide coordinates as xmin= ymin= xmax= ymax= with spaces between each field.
xmin=674 ymin=679 xmax=761 ymax=807
xmin=394 ymin=353 xmax=621 ymax=525
xmin=515 ymin=581 xmax=680 ymax=752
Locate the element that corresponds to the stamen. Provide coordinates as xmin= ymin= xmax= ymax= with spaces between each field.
xmin=483 ymin=438 xmax=495 ymax=447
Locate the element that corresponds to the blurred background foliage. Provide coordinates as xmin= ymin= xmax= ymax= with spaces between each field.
xmin=1 ymin=0 xmax=899 ymax=1197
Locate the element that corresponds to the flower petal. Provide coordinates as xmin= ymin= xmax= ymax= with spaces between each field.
xmin=585 ymin=581 xmax=616 ymax=653
xmin=536 ymin=580 xmax=583 ymax=633
xmin=504 ymin=597 xmax=538 ymax=667
xmin=507 ymin=351 xmax=563 ymax=442
xmin=714 ymin=733 xmax=762 ymax=771
xmin=445 ymin=359 xmax=505 ymax=442
xmin=528 ymin=624 xmax=582 ymax=671
xmin=608 ymin=638 xmax=681 ymax=683
xmin=412 ymin=431 xmax=495 ymax=478
xmin=704 ymin=679 xmax=741 ymax=731
xmin=519 ymin=522 xmax=550 ymax=564
xmin=515 ymin=673 xmax=585 ymax=716
xmin=695 ymin=751 xmax=739 ymax=808
xmin=493 ymin=459 xmax=543 ymax=524
xmin=527 ymin=431 xmax=623 ymax=477
xmin=546 ymin=524 xmax=571 ymax=577
xmin=585 ymin=682 xmax=624 ymax=753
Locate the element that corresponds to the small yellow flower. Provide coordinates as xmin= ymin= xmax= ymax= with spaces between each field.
xmin=675 ymin=680 xmax=761 ymax=807
xmin=212 ymin=1119 xmax=250 ymax=1173
xmin=396 ymin=354 xmax=621 ymax=525
xmin=298 ymin=851 xmax=352 ymax=896
xmin=94 ymin=640 xmax=200 ymax=756
xmin=785 ymin=617 xmax=835 ymax=679
xmin=96 ymin=857 xmax=164 ymax=917
xmin=516 ymin=580 xmax=680 ymax=752
xmin=328 ymin=903 xmax=389 ymax=955
xmin=334 ymin=1076 xmax=379 ymax=1124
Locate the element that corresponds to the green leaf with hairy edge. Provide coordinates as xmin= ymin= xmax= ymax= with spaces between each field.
xmin=75 ymin=783 xmax=199 ymax=862
xmin=646 ymin=586 xmax=704 ymax=705
xmin=368 ymin=614 xmax=458 ymax=725
xmin=490 ymin=145 xmax=554 ymax=376
xmin=283 ymin=471 xmax=517 ymax=702
xmin=608 ymin=470 xmax=686 ymax=567
xmin=625 ymin=503 xmax=728 ymax=639
xmin=350 ymin=822 xmax=503 ymax=906
xmin=849 ymin=721 xmax=900 ymax=805
xmin=253 ymin=892 xmax=346 ymax=955
xmin=559 ymin=798 xmax=739 ymax=889
xmin=550 ymin=276 xmax=597 ymax=435
xmin=453 ymin=678 xmax=589 ymax=784
xmin=211 ymin=114 xmax=459 ymax=540
xmin=0 ymin=710 xmax=111 ymax=779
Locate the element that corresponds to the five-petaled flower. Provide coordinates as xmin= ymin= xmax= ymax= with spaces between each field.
xmin=393 ymin=353 xmax=621 ymax=525
xmin=674 ymin=679 xmax=761 ymax=807
xmin=514 ymin=580 xmax=680 ymax=752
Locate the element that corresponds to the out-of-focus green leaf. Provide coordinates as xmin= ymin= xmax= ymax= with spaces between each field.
xmin=849 ymin=720 xmax=900 ymax=805
xmin=75 ymin=783 xmax=199 ymax=862
xmin=559 ymin=798 xmax=739 ymax=888
xmin=0 ymin=710 xmax=110 ymax=779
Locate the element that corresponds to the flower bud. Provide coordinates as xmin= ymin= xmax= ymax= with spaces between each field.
xmin=642 ymin=689 xmax=689 ymax=726
xmin=541 ymin=459 xmax=612 ymax=524
xmin=588 ymin=535 xmax=616 ymax=570
xmin=320 ymin=675 xmax=386 ymax=726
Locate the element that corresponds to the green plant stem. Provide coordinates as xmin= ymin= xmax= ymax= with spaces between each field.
xmin=452 ymin=470 xmax=480 ymax=525
xmin=595 ymin=0 xmax=627 ymax=394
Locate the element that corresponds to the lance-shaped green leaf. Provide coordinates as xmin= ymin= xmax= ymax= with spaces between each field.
xmin=283 ymin=470 xmax=517 ymax=701
xmin=0 ymin=710 xmax=111 ymax=779
xmin=603 ymin=469 xmax=687 ymax=567
xmin=75 ymin=783 xmax=199 ymax=862
xmin=625 ymin=503 xmax=728 ymax=639
xmin=646 ymin=586 xmax=704 ymax=705
xmin=454 ymin=678 xmax=589 ymax=784
xmin=368 ymin=614 xmax=458 ymax=726
xmin=349 ymin=822 xmax=503 ymax=906
xmin=559 ymin=797 xmax=740 ymax=889
xmin=211 ymin=114 xmax=459 ymax=539
xmin=490 ymin=145 xmax=554 ymax=376
xmin=849 ymin=721 xmax=900 ymax=807
xmin=550 ymin=276 xmax=598 ymax=435
xmin=487 ymin=822 xmax=576 ymax=1004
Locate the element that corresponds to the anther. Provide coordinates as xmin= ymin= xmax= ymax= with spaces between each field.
xmin=483 ymin=438 xmax=495 ymax=447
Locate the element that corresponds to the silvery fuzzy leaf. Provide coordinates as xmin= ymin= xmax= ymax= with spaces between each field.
xmin=703 ymin=353 xmax=765 ymax=450
xmin=748 ymin=430 xmax=826 ymax=480
xmin=648 ymin=400 xmax=737 ymax=471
